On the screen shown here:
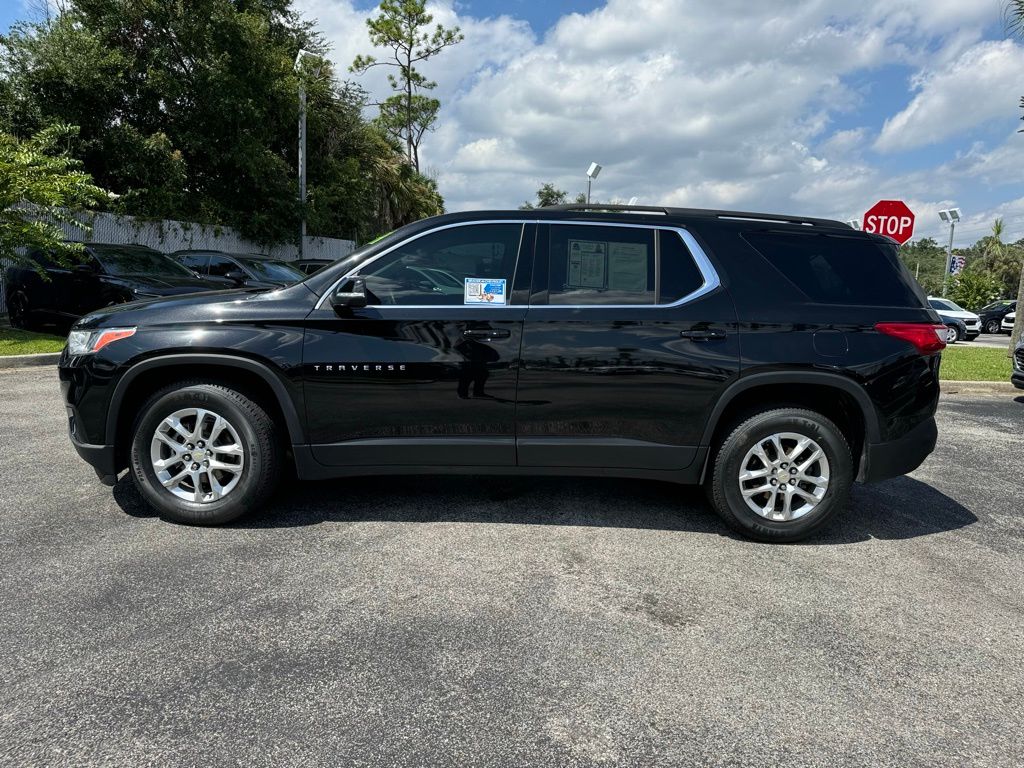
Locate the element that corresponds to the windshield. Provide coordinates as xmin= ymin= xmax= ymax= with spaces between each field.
xmin=929 ymin=299 xmax=964 ymax=312
xmin=238 ymin=258 xmax=305 ymax=282
xmin=93 ymin=247 xmax=196 ymax=278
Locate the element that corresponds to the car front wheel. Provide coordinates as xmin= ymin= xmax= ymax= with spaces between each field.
xmin=707 ymin=408 xmax=853 ymax=543
xmin=945 ymin=325 xmax=960 ymax=344
xmin=130 ymin=381 xmax=282 ymax=525
xmin=985 ymin=319 xmax=1001 ymax=334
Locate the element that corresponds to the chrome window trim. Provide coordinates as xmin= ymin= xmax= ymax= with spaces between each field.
xmin=314 ymin=218 xmax=721 ymax=310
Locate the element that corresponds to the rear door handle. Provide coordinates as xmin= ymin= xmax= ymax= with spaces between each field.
xmin=679 ymin=329 xmax=727 ymax=341
xmin=463 ymin=328 xmax=511 ymax=340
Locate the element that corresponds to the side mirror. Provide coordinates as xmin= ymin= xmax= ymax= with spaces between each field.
xmin=73 ymin=263 xmax=96 ymax=275
xmin=330 ymin=277 xmax=368 ymax=313
xmin=225 ymin=269 xmax=247 ymax=285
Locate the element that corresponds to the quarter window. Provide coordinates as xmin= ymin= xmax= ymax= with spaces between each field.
xmin=546 ymin=225 xmax=705 ymax=305
xmin=356 ymin=224 xmax=522 ymax=306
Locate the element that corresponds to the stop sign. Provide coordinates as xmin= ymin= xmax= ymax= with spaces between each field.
xmin=862 ymin=200 xmax=915 ymax=244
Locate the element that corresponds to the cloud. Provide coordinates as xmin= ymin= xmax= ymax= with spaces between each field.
xmin=297 ymin=0 xmax=1020 ymax=235
xmin=874 ymin=40 xmax=1024 ymax=152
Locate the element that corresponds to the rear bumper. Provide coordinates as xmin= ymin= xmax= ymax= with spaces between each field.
xmin=859 ymin=416 xmax=937 ymax=483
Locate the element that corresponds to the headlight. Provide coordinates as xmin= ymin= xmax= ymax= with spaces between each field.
xmin=67 ymin=327 xmax=136 ymax=355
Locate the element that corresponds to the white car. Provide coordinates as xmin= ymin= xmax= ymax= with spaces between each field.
xmin=1003 ymin=311 xmax=1016 ymax=334
xmin=928 ymin=297 xmax=981 ymax=341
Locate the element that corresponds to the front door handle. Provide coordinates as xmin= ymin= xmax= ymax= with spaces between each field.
xmin=679 ymin=329 xmax=727 ymax=341
xmin=463 ymin=328 xmax=511 ymax=340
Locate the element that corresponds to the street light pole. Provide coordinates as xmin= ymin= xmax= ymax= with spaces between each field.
xmin=938 ymin=208 xmax=961 ymax=298
xmin=585 ymin=162 xmax=601 ymax=204
xmin=298 ymin=80 xmax=307 ymax=259
xmin=294 ymin=49 xmax=318 ymax=261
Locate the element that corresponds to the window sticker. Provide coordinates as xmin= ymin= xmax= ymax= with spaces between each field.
xmin=464 ymin=277 xmax=507 ymax=305
xmin=607 ymin=242 xmax=649 ymax=292
xmin=567 ymin=240 xmax=607 ymax=288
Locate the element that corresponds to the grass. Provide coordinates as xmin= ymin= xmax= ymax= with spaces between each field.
xmin=940 ymin=345 xmax=1014 ymax=382
xmin=0 ymin=327 xmax=66 ymax=356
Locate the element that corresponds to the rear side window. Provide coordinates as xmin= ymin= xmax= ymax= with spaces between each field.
xmin=546 ymin=225 xmax=706 ymax=305
xmin=743 ymin=232 xmax=921 ymax=306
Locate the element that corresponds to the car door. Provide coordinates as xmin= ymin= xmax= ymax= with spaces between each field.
xmin=516 ymin=221 xmax=739 ymax=471
xmin=302 ymin=221 xmax=532 ymax=468
xmin=205 ymin=254 xmax=243 ymax=287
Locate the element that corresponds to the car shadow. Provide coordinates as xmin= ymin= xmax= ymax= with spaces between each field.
xmin=111 ymin=472 xmax=977 ymax=545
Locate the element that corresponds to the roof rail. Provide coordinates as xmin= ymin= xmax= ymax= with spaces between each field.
xmin=542 ymin=203 xmax=670 ymax=215
xmin=540 ymin=203 xmax=848 ymax=228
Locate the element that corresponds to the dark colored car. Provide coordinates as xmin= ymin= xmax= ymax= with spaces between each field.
xmin=171 ymin=250 xmax=305 ymax=289
xmin=5 ymin=243 xmax=216 ymax=332
xmin=59 ymin=205 xmax=946 ymax=542
xmin=294 ymin=258 xmax=334 ymax=275
xmin=978 ymin=300 xmax=1016 ymax=334
xmin=1013 ymin=338 xmax=1024 ymax=389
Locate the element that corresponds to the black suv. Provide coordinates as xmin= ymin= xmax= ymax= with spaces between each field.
xmin=171 ymin=250 xmax=305 ymax=289
xmin=59 ymin=206 xmax=945 ymax=542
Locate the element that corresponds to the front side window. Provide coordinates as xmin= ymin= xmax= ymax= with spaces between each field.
xmin=238 ymin=258 xmax=305 ymax=283
xmin=546 ymin=225 xmax=705 ymax=305
xmin=355 ymin=223 xmax=522 ymax=306
xmin=207 ymin=255 xmax=240 ymax=278
xmin=178 ymin=253 xmax=210 ymax=273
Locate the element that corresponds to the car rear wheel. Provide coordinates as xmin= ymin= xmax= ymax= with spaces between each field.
xmin=985 ymin=319 xmax=1001 ymax=334
xmin=130 ymin=381 xmax=282 ymax=525
xmin=8 ymin=291 xmax=31 ymax=330
xmin=707 ymin=408 xmax=853 ymax=542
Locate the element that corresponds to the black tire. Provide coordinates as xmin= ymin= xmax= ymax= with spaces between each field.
xmin=129 ymin=381 xmax=282 ymax=525
xmin=985 ymin=320 xmax=1001 ymax=334
xmin=7 ymin=291 xmax=31 ymax=330
xmin=706 ymin=408 xmax=853 ymax=543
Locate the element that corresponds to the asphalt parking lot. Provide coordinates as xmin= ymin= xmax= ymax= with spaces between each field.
xmin=1 ymin=367 xmax=1022 ymax=767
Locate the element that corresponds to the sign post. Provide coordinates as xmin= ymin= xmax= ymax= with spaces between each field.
xmin=861 ymin=200 xmax=915 ymax=245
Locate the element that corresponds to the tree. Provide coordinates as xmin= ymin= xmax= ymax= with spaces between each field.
xmin=947 ymin=270 xmax=1004 ymax=312
xmin=1 ymin=1 xmax=443 ymax=246
xmin=898 ymin=237 xmax=947 ymax=295
xmin=0 ymin=123 xmax=105 ymax=271
xmin=1006 ymin=1 xmax=1024 ymax=349
xmin=350 ymin=0 xmax=463 ymax=172
xmin=520 ymin=183 xmax=568 ymax=209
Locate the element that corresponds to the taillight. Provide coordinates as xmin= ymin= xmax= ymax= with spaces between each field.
xmin=874 ymin=322 xmax=947 ymax=354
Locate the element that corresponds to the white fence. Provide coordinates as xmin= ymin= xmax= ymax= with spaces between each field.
xmin=56 ymin=211 xmax=355 ymax=262
xmin=1 ymin=210 xmax=356 ymax=316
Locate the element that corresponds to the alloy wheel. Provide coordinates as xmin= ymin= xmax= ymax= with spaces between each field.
xmin=945 ymin=326 xmax=958 ymax=343
xmin=737 ymin=432 xmax=830 ymax=521
xmin=150 ymin=407 xmax=245 ymax=503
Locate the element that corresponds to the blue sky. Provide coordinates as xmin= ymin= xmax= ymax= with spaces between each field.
xmin=6 ymin=0 xmax=1024 ymax=245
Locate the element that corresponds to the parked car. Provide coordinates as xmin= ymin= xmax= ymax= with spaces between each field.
xmin=978 ymin=299 xmax=1016 ymax=334
xmin=1013 ymin=337 xmax=1024 ymax=390
xmin=171 ymin=250 xmax=305 ymax=289
xmin=59 ymin=204 xmax=945 ymax=542
xmin=5 ymin=243 xmax=216 ymax=332
xmin=1003 ymin=311 xmax=1016 ymax=335
xmin=927 ymin=297 xmax=979 ymax=341
xmin=294 ymin=258 xmax=334 ymax=275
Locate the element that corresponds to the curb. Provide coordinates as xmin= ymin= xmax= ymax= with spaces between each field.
xmin=941 ymin=380 xmax=1020 ymax=396
xmin=0 ymin=352 xmax=62 ymax=369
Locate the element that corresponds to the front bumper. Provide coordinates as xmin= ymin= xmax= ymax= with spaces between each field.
xmin=1012 ymin=372 xmax=1024 ymax=390
xmin=71 ymin=434 xmax=118 ymax=486
xmin=859 ymin=416 xmax=937 ymax=483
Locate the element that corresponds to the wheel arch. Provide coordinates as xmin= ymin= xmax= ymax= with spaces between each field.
xmin=700 ymin=371 xmax=880 ymax=479
xmin=108 ymin=355 xmax=304 ymax=466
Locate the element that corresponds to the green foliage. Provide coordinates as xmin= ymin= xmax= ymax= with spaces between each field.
xmin=947 ymin=269 xmax=1004 ymax=312
xmin=0 ymin=124 xmax=105 ymax=271
xmin=351 ymin=0 xmax=463 ymax=172
xmin=520 ymin=182 xmax=569 ymax=209
xmin=1 ymin=1 xmax=442 ymax=246
xmin=519 ymin=182 xmax=587 ymax=209
xmin=898 ymin=237 xmax=947 ymax=295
